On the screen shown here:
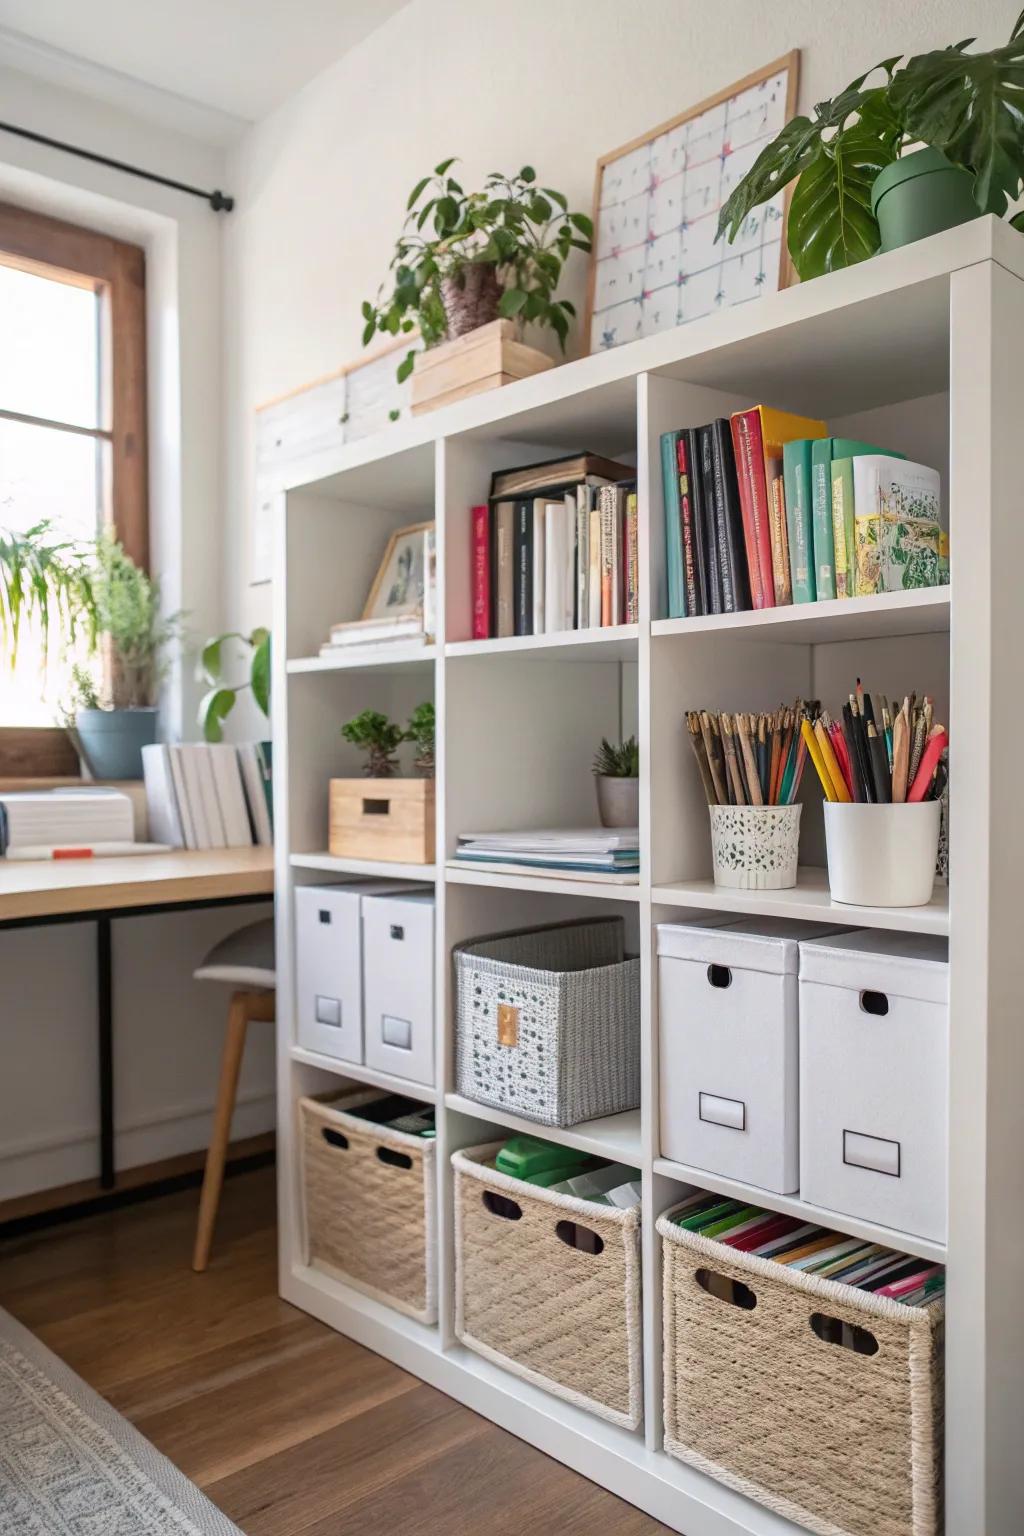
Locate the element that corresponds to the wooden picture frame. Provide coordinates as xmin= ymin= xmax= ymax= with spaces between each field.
xmin=362 ymin=520 xmax=434 ymax=622
xmin=583 ymin=51 xmax=799 ymax=355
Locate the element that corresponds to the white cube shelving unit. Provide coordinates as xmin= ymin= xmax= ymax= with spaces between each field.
xmin=271 ymin=217 xmax=1024 ymax=1536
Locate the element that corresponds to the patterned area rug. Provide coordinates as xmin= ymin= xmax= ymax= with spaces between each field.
xmin=0 ymin=1307 xmax=241 ymax=1535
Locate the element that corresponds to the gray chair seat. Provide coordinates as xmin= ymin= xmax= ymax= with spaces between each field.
xmin=194 ymin=918 xmax=276 ymax=989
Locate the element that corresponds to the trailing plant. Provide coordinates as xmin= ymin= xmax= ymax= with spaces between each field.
xmin=341 ymin=709 xmax=408 ymax=778
xmin=91 ymin=530 xmax=182 ymax=709
xmin=199 ymin=627 xmax=271 ymax=742
xmin=362 ymin=159 xmax=593 ymax=383
xmin=592 ymin=736 xmax=639 ymax=778
xmin=717 ymin=11 xmax=1024 ymax=281
xmin=407 ymin=700 xmax=435 ymax=778
xmin=0 ymin=520 xmax=96 ymax=668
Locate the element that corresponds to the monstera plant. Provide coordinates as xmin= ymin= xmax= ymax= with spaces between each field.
xmin=718 ymin=12 xmax=1024 ymax=280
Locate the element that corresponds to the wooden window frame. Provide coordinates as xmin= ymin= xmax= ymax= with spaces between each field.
xmin=0 ymin=201 xmax=148 ymax=777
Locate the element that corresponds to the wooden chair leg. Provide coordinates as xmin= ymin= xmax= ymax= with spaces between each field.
xmin=192 ymin=989 xmax=274 ymax=1273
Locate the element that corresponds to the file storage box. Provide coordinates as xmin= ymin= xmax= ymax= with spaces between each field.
xmin=658 ymin=918 xmax=841 ymax=1194
xmin=362 ymin=889 xmax=435 ymax=1087
xmin=454 ymin=917 xmax=640 ymax=1126
xmin=453 ymin=1142 xmax=642 ymax=1428
xmin=799 ymin=931 xmax=949 ymax=1243
xmin=294 ymin=882 xmax=367 ymax=1062
xmin=658 ymin=1205 xmax=944 ymax=1536
xmin=300 ymin=1089 xmax=436 ymax=1322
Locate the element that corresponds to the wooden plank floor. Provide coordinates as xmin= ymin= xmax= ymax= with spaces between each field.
xmin=0 ymin=1168 xmax=672 ymax=1535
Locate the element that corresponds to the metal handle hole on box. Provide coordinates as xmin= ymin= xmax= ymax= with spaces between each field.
xmin=810 ymin=1312 xmax=879 ymax=1356
xmin=376 ymin=1146 xmax=413 ymax=1170
xmin=482 ymin=1190 xmax=522 ymax=1221
xmin=695 ymin=1268 xmax=757 ymax=1310
xmin=321 ymin=1128 xmax=349 ymax=1151
xmin=860 ymin=989 xmax=890 ymax=1016
xmin=707 ymin=964 xmax=733 ymax=989
xmin=555 ymin=1220 xmax=604 ymax=1255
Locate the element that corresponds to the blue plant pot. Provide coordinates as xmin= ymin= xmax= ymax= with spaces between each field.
xmin=75 ymin=708 xmax=159 ymax=781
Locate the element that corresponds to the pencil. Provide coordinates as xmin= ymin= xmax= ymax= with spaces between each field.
xmin=909 ymin=709 xmax=927 ymax=784
xmin=891 ymin=708 xmax=910 ymax=802
xmin=699 ymin=711 xmax=728 ymax=806
xmin=735 ymin=714 xmax=763 ymax=806
xmin=867 ymin=722 xmax=892 ymax=803
xmin=756 ymin=717 xmax=768 ymax=802
xmin=686 ymin=713 xmax=718 ymax=805
xmin=768 ymin=716 xmax=782 ymax=807
xmin=840 ymin=704 xmax=864 ymax=802
xmin=720 ymin=714 xmax=747 ymax=806
xmin=802 ymin=718 xmax=836 ymax=802
xmin=814 ymin=718 xmax=852 ymax=802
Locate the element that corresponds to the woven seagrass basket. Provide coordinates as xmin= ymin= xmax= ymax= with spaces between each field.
xmin=454 ymin=917 xmax=640 ymax=1127
xmin=453 ymin=1142 xmax=643 ymax=1429
xmin=658 ymin=1206 xmax=944 ymax=1536
xmin=300 ymin=1090 xmax=437 ymax=1323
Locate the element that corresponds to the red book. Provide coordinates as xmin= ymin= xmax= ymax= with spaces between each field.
xmin=675 ymin=435 xmax=699 ymax=616
xmin=730 ymin=411 xmax=774 ymax=609
xmin=471 ymin=504 xmax=490 ymax=639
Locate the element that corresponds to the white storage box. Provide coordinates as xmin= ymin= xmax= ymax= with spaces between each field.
xmin=799 ymin=930 xmax=949 ymax=1243
xmin=295 ymin=882 xmax=368 ymax=1062
xmin=658 ymin=918 xmax=840 ymax=1194
xmin=363 ymin=889 xmax=435 ymax=1087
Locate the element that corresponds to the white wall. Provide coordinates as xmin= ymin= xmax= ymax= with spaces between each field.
xmin=0 ymin=61 xmax=275 ymax=1199
xmin=222 ymin=0 xmax=1022 ymax=644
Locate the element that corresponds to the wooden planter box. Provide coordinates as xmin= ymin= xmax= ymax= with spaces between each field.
xmin=329 ymin=777 xmax=435 ymax=865
xmin=411 ymin=319 xmax=553 ymax=417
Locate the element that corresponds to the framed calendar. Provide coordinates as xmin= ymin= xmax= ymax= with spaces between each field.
xmin=584 ymin=52 xmax=800 ymax=354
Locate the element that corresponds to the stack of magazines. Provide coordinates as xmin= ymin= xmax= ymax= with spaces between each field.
xmin=453 ymin=828 xmax=639 ymax=880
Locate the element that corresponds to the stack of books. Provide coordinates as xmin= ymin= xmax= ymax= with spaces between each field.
xmin=0 ymin=788 xmax=138 ymax=859
xmin=662 ymin=409 xmax=946 ymax=616
xmin=142 ymin=742 xmax=273 ymax=849
xmin=453 ymin=828 xmax=639 ymax=880
xmin=472 ymin=452 xmax=638 ymax=640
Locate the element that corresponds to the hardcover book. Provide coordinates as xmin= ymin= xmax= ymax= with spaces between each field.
xmin=811 ymin=438 xmax=904 ymax=599
xmin=471 ymin=504 xmax=490 ymax=638
xmin=676 ymin=433 xmax=701 ymax=617
xmin=852 ymin=456 xmax=943 ymax=595
xmin=685 ymin=427 xmax=710 ymax=616
xmin=734 ymin=406 xmax=825 ymax=608
xmin=493 ymin=500 xmax=515 ymax=637
xmin=781 ymin=439 xmax=815 ymax=603
xmin=708 ymin=419 xmax=750 ymax=614
xmin=513 ymin=499 xmax=533 ymax=636
xmin=661 ymin=430 xmax=685 ymax=618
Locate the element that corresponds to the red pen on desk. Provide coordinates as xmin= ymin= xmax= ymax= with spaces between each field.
xmin=907 ymin=728 xmax=949 ymax=803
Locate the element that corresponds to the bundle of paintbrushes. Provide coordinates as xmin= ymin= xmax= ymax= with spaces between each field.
xmin=801 ymin=680 xmax=948 ymax=805
xmin=685 ymin=703 xmax=812 ymax=808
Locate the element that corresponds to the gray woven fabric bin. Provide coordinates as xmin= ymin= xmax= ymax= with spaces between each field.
xmin=454 ymin=917 xmax=640 ymax=1126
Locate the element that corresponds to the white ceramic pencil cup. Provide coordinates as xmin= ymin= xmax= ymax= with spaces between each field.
xmin=709 ymin=804 xmax=802 ymax=890
xmin=824 ymin=800 xmax=941 ymax=907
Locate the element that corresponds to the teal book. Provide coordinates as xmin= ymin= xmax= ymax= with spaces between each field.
xmin=661 ymin=430 xmax=686 ymax=618
xmin=811 ymin=439 xmax=905 ymax=600
xmin=782 ymin=439 xmax=816 ymax=603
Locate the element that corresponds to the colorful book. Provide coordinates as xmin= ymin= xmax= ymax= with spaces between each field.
xmin=782 ymin=439 xmax=816 ymax=603
xmin=493 ymin=500 xmax=515 ymax=638
xmin=708 ymin=419 xmax=750 ymax=613
xmin=830 ymin=458 xmax=856 ymax=599
xmin=471 ymin=504 xmax=490 ymax=639
xmin=698 ymin=427 xmax=723 ymax=615
xmin=599 ymin=484 xmax=621 ymax=625
xmin=575 ymin=485 xmax=590 ymax=630
xmin=767 ymin=458 xmax=791 ymax=605
xmin=661 ymin=430 xmax=685 ymax=618
xmin=676 ymin=434 xmax=701 ymax=616
xmin=735 ymin=406 xmax=826 ymax=607
xmin=588 ymin=504 xmax=602 ymax=627
xmin=513 ymin=499 xmax=533 ymax=636
xmin=852 ymin=455 xmax=943 ymax=596
xmin=625 ymin=490 xmax=639 ymax=623
xmin=811 ymin=439 xmax=903 ymax=599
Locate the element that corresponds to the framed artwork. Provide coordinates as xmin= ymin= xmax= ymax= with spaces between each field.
xmin=363 ymin=520 xmax=434 ymax=621
xmin=584 ymin=52 xmax=799 ymax=354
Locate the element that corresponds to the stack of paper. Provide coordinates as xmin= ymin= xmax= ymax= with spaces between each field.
xmin=454 ymin=828 xmax=639 ymax=879
xmin=0 ymin=789 xmax=136 ymax=858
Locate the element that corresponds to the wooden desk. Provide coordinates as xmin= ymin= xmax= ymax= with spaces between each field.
xmin=0 ymin=847 xmax=274 ymax=1193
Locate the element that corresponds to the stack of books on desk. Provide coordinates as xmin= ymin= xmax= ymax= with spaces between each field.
xmin=142 ymin=742 xmax=273 ymax=850
xmin=453 ymin=828 xmax=639 ymax=880
xmin=0 ymin=788 xmax=138 ymax=859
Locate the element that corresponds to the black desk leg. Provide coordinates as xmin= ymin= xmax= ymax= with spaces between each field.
xmin=97 ymin=917 xmax=115 ymax=1189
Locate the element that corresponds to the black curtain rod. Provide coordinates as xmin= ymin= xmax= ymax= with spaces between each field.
xmin=0 ymin=120 xmax=234 ymax=212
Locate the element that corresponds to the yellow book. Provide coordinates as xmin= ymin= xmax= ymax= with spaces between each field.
xmin=743 ymin=406 xmax=826 ymax=608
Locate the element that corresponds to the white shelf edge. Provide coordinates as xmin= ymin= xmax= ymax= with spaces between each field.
xmin=652 ymin=867 xmax=949 ymax=936
xmin=445 ymin=861 xmax=642 ymax=901
xmin=652 ymin=587 xmax=950 ymax=646
xmin=445 ymin=1093 xmax=642 ymax=1165
xmin=290 ymin=851 xmax=438 ymax=881
xmin=445 ymin=624 xmax=639 ymax=662
xmin=287 ymin=641 xmax=436 ymax=673
xmin=652 ymin=1157 xmax=946 ymax=1266
xmin=290 ymin=1045 xmax=438 ymax=1104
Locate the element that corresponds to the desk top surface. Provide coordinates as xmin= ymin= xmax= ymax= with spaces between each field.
xmin=0 ymin=847 xmax=275 ymax=922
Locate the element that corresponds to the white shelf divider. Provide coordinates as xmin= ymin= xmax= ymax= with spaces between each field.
xmin=445 ymin=1094 xmax=642 ymax=1165
xmin=290 ymin=851 xmax=437 ymax=881
xmin=653 ymin=867 xmax=949 ymax=936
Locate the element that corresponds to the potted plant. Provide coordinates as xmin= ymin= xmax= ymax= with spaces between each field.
xmin=593 ymin=736 xmax=639 ymax=829
xmin=198 ymin=627 xmax=271 ymax=742
xmin=330 ymin=707 xmax=434 ymax=864
xmin=361 ymin=160 xmax=592 ymax=413
xmin=0 ymin=520 xmax=96 ymax=666
xmin=406 ymin=701 xmax=435 ymax=778
xmin=71 ymin=532 xmax=182 ymax=780
xmin=717 ymin=13 xmax=1024 ymax=281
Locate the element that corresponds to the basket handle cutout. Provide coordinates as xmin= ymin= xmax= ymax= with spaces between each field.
xmin=695 ymin=1268 xmax=756 ymax=1310
xmin=556 ymin=1220 xmax=604 ymax=1255
xmin=810 ymin=1312 xmax=879 ymax=1355
xmin=362 ymin=798 xmax=390 ymax=816
xmin=707 ymin=964 xmax=732 ymax=989
xmin=482 ymin=1190 xmax=522 ymax=1221
xmin=860 ymin=990 xmax=889 ymax=1016
xmin=376 ymin=1146 xmax=413 ymax=1169
xmin=321 ymin=1128 xmax=349 ymax=1151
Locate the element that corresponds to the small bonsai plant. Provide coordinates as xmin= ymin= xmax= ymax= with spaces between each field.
xmin=593 ymin=736 xmax=639 ymax=779
xmin=406 ymin=700 xmax=435 ymax=778
xmin=341 ymin=709 xmax=408 ymax=778
xmin=717 ymin=12 xmax=1024 ymax=281
xmin=362 ymin=160 xmax=593 ymax=384
xmin=592 ymin=736 xmax=639 ymax=830
xmin=199 ymin=627 xmax=271 ymax=742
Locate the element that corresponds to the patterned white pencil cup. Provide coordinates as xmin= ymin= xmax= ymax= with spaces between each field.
xmin=824 ymin=800 xmax=941 ymax=907
xmin=709 ymin=804 xmax=802 ymax=890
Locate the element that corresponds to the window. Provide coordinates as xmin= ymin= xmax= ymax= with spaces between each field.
xmin=0 ymin=201 xmax=147 ymax=769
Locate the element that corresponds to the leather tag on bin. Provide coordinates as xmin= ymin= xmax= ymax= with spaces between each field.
xmin=496 ymin=1003 xmax=519 ymax=1047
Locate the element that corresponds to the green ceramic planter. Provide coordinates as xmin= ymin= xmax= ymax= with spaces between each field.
xmin=75 ymin=707 xmax=158 ymax=780
xmin=872 ymin=148 xmax=980 ymax=254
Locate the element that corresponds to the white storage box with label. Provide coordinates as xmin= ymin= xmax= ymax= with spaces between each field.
xmin=295 ymin=882 xmax=368 ymax=1062
xmin=363 ymin=889 xmax=435 ymax=1087
xmin=658 ymin=918 xmax=840 ymax=1194
xmin=799 ymin=930 xmax=949 ymax=1243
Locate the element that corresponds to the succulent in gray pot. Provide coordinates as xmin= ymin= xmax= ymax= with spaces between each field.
xmin=593 ymin=736 xmax=640 ymax=829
